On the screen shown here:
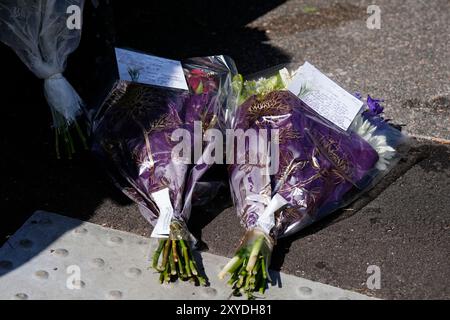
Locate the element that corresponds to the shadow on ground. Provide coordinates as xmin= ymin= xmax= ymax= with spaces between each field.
xmin=109 ymin=0 xmax=290 ymax=74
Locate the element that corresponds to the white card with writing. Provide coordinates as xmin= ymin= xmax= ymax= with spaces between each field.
xmin=287 ymin=62 xmax=363 ymax=131
xmin=150 ymin=188 xmax=174 ymax=238
xmin=115 ymin=48 xmax=189 ymax=90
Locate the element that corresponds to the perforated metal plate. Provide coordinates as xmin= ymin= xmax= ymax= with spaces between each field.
xmin=0 ymin=211 xmax=375 ymax=300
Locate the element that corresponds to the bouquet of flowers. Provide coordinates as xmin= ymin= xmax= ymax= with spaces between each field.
xmin=219 ymin=65 xmax=408 ymax=298
xmin=92 ymin=55 xmax=236 ymax=286
xmin=0 ymin=0 xmax=87 ymax=158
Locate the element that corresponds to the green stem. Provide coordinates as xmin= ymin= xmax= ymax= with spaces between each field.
xmin=246 ymin=236 xmax=264 ymax=272
xmin=74 ymin=119 xmax=88 ymax=150
xmin=259 ymin=282 xmax=266 ymax=294
xmin=218 ymin=255 xmax=242 ymax=279
xmin=169 ymin=249 xmax=177 ymax=276
xmin=261 ymin=256 xmax=268 ymax=280
xmin=55 ymin=127 xmax=61 ymax=159
xmin=227 ymin=272 xmax=239 ymax=286
xmin=159 ymin=240 xmax=170 ymax=271
xmin=228 ymin=257 xmax=244 ymax=274
xmin=244 ymin=273 xmax=254 ymax=290
xmin=252 ymin=257 xmax=261 ymax=275
xmin=237 ymin=274 xmax=245 ymax=288
xmin=189 ymin=260 xmax=198 ymax=276
xmin=177 ymin=253 xmax=185 ymax=277
xmin=66 ymin=128 xmax=75 ymax=155
xmin=197 ymin=275 xmax=207 ymax=286
xmin=152 ymin=239 xmax=165 ymax=269
xmin=172 ymin=240 xmax=179 ymax=263
xmin=61 ymin=128 xmax=71 ymax=159
xmin=180 ymin=240 xmax=192 ymax=277
xmin=163 ymin=263 xmax=170 ymax=283
xmin=153 ymin=238 xmax=206 ymax=285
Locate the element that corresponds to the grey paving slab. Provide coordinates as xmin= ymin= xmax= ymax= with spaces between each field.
xmin=0 ymin=211 xmax=374 ymax=300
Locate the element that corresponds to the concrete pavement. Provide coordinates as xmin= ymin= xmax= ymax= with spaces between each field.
xmin=1 ymin=0 xmax=448 ymax=299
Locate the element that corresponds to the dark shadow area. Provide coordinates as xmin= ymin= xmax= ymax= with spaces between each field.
xmin=0 ymin=212 xmax=84 ymax=278
xmin=416 ymin=144 xmax=450 ymax=173
xmin=68 ymin=0 xmax=291 ymax=112
xmin=269 ymin=270 xmax=283 ymax=289
xmin=109 ymin=0 xmax=289 ymax=75
xmin=0 ymin=39 xmax=130 ymax=247
xmin=188 ymin=166 xmax=234 ymax=251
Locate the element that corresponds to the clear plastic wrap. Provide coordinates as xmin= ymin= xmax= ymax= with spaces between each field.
xmin=0 ymin=0 xmax=87 ymax=158
xmin=92 ymin=54 xmax=237 ymax=284
xmin=220 ymin=63 xmax=410 ymax=297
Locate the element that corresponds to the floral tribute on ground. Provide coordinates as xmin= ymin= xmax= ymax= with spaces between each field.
xmin=92 ymin=55 xmax=237 ymax=286
xmin=219 ymin=66 xmax=408 ymax=298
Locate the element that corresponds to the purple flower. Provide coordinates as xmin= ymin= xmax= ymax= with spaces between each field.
xmin=354 ymin=92 xmax=362 ymax=100
xmin=366 ymin=95 xmax=384 ymax=116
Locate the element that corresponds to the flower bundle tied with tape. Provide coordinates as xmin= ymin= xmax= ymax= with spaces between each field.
xmin=92 ymin=52 xmax=237 ymax=286
xmin=149 ymin=188 xmax=206 ymax=285
xmin=0 ymin=0 xmax=87 ymax=158
xmin=220 ymin=62 xmax=409 ymax=298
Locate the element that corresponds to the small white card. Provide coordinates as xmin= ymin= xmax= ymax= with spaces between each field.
xmin=115 ymin=48 xmax=189 ymax=91
xmin=287 ymin=62 xmax=363 ymax=131
xmin=150 ymin=188 xmax=174 ymax=238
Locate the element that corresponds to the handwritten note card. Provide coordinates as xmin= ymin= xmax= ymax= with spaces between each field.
xmin=288 ymin=62 xmax=363 ymax=131
xmin=115 ymin=48 xmax=188 ymax=90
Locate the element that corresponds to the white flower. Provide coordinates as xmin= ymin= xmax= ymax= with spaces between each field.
xmin=350 ymin=114 xmax=396 ymax=171
xmin=279 ymin=68 xmax=293 ymax=87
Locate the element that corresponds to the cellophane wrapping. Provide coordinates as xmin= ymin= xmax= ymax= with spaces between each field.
xmin=92 ymin=54 xmax=237 ymax=284
xmin=92 ymin=55 xmax=237 ymax=237
xmin=220 ymin=64 xmax=409 ymax=297
xmin=227 ymin=65 xmax=409 ymax=240
xmin=0 ymin=0 xmax=87 ymax=158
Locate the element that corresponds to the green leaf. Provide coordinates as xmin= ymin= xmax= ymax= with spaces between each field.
xmin=195 ymin=81 xmax=204 ymax=94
